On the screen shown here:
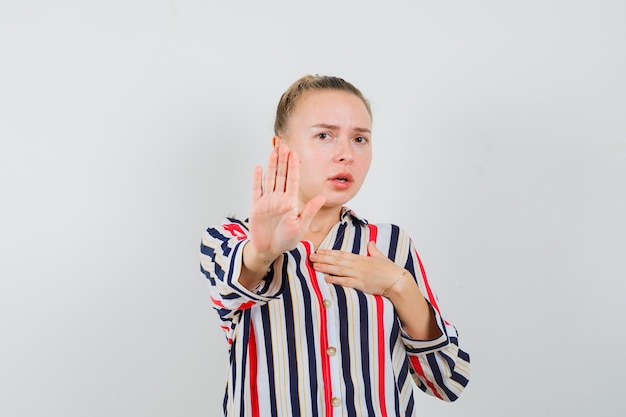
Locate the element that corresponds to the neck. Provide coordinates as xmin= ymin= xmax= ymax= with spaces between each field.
xmin=307 ymin=205 xmax=343 ymax=235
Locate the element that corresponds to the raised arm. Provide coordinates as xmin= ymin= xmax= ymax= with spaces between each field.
xmin=238 ymin=145 xmax=325 ymax=289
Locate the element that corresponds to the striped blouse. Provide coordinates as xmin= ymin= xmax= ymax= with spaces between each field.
xmin=200 ymin=207 xmax=470 ymax=417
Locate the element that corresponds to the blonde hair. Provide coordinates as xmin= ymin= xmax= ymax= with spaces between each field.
xmin=274 ymin=75 xmax=372 ymax=136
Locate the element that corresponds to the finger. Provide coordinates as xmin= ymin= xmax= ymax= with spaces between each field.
xmin=367 ymin=241 xmax=386 ymax=258
xmin=311 ymin=249 xmax=352 ymax=265
xmin=321 ymin=248 xmax=368 ymax=262
xmin=285 ymin=150 xmax=299 ymax=197
xmin=324 ymin=275 xmax=360 ymax=291
xmin=311 ymin=252 xmax=361 ymax=275
xmin=312 ymin=260 xmax=349 ymax=276
xmin=275 ymin=145 xmax=289 ymax=192
xmin=251 ymin=165 xmax=263 ymax=202
xmin=264 ymin=148 xmax=278 ymax=193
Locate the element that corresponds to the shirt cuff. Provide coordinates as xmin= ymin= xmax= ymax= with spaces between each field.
xmin=225 ymin=239 xmax=283 ymax=303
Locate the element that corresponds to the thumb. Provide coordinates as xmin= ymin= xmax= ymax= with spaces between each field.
xmin=367 ymin=240 xmax=385 ymax=258
xmin=299 ymin=195 xmax=326 ymax=224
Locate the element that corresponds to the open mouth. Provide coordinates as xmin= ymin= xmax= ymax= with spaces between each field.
xmin=331 ymin=173 xmax=354 ymax=183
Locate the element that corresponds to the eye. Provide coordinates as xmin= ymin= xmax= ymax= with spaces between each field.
xmin=317 ymin=133 xmax=330 ymax=140
xmin=354 ymin=136 xmax=369 ymax=144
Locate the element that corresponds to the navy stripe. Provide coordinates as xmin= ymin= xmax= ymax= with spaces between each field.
xmin=341 ymin=224 xmax=360 ymax=416
xmin=260 ymin=304 xmax=278 ymax=417
xmin=280 ymin=263 xmax=301 ymax=417
xmin=426 ymin=352 xmax=458 ymax=401
xmin=293 ymin=252 xmax=319 ymax=416
xmin=290 ymin=249 xmax=320 ymax=417
xmin=405 ymin=391 xmax=415 ymax=415
xmin=396 ymin=357 xmax=409 ymax=395
xmin=388 ymin=224 xmax=399 ymax=260
xmin=216 ymin=307 xmax=238 ymax=322
xmin=236 ymin=309 xmax=251 ymax=416
xmin=257 ymin=264 xmax=275 ymax=294
xmin=199 ymin=244 xmax=220 ymax=285
xmin=357 ymin=291 xmax=376 ymax=417
xmin=452 ymin=370 xmax=469 ymax=387
xmin=458 ymin=346 xmax=470 ymax=363
xmin=350 ymin=220 xmax=362 ymax=254
xmin=335 ymin=285 xmax=356 ymax=417
xmin=228 ymin=334 xmax=237 ymax=386
xmin=199 ymin=264 xmax=216 ymax=285
xmin=333 ymin=222 xmax=347 ymax=249
xmin=350 ymin=216 xmax=362 ymax=239
xmin=389 ymin=318 xmax=401 ymax=417
xmin=222 ymin=385 xmax=228 ymax=416
xmin=440 ymin=349 xmax=469 ymax=387
xmin=205 ymin=227 xmax=235 ymax=257
xmin=221 ymin=292 xmax=244 ymax=301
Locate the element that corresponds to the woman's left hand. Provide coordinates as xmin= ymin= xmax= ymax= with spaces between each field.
xmin=309 ymin=241 xmax=408 ymax=296
xmin=311 ymin=241 xmax=442 ymax=340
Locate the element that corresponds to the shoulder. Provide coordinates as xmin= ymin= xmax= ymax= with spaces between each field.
xmin=202 ymin=216 xmax=250 ymax=242
xmin=366 ymin=222 xmax=411 ymax=242
xmin=342 ymin=208 xmax=413 ymax=245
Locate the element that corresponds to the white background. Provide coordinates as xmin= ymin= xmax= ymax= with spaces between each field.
xmin=1 ymin=1 xmax=625 ymax=416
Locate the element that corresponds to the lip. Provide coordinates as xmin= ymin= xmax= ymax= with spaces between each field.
xmin=328 ymin=172 xmax=354 ymax=190
xmin=329 ymin=172 xmax=354 ymax=182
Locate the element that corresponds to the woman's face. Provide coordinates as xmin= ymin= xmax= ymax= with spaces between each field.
xmin=276 ymin=90 xmax=372 ymax=211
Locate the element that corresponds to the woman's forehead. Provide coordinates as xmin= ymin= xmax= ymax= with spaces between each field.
xmin=291 ymin=90 xmax=372 ymax=126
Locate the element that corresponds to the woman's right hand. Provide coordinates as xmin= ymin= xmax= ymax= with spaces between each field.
xmin=243 ymin=145 xmax=325 ymax=277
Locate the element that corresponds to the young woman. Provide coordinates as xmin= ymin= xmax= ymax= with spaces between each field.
xmin=200 ymin=75 xmax=470 ymax=417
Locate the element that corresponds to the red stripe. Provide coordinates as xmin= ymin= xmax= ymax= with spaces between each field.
xmin=367 ymin=224 xmax=378 ymax=253
xmin=375 ymin=295 xmax=389 ymax=416
xmin=409 ymin=241 xmax=444 ymax=400
xmin=223 ymin=223 xmax=247 ymax=240
xmin=239 ymin=300 xmax=256 ymax=310
xmin=248 ymin=322 xmax=260 ymax=417
xmin=413 ymin=247 xmax=441 ymax=314
xmin=367 ymin=225 xmax=388 ymax=417
xmin=210 ymin=296 xmax=225 ymax=308
xmin=303 ymin=241 xmax=332 ymax=416
xmin=211 ymin=297 xmax=255 ymax=310
xmin=409 ymin=356 xmax=443 ymax=400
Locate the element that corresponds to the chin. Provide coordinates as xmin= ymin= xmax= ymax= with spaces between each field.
xmin=323 ymin=194 xmax=356 ymax=209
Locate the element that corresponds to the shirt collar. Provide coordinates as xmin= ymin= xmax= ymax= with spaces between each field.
xmin=340 ymin=206 xmax=369 ymax=225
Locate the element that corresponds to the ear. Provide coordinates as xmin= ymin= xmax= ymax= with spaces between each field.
xmin=272 ymin=136 xmax=283 ymax=149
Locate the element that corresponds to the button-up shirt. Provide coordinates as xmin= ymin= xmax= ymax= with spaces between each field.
xmin=200 ymin=208 xmax=470 ymax=416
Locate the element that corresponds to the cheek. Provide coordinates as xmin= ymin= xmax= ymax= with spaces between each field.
xmin=358 ymin=154 xmax=372 ymax=173
xmin=297 ymin=150 xmax=325 ymax=171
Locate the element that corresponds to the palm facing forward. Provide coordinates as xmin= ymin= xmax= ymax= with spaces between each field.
xmin=248 ymin=145 xmax=326 ymax=262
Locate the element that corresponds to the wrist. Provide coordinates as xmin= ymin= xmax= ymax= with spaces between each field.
xmin=243 ymin=241 xmax=278 ymax=274
xmin=382 ymin=270 xmax=406 ymax=298
xmin=384 ymin=269 xmax=416 ymax=302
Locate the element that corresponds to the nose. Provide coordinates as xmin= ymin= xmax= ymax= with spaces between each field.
xmin=335 ymin=140 xmax=354 ymax=163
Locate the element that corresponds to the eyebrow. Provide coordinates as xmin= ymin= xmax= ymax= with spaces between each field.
xmin=311 ymin=123 xmax=372 ymax=134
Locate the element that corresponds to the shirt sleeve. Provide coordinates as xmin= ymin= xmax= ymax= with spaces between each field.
xmin=199 ymin=218 xmax=285 ymax=343
xmin=394 ymin=227 xmax=471 ymax=402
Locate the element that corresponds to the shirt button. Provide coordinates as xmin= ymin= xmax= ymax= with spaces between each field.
xmin=326 ymin=346 xmax=337 ymax=356
xmin=322 ymin=299 xmax=332 ymax=308
xmin=331 ymin=397 xmax=341 ymax=407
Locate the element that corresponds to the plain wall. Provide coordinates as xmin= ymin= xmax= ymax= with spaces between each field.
xmin=1 ymin=1 xmax=625 ymax=416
